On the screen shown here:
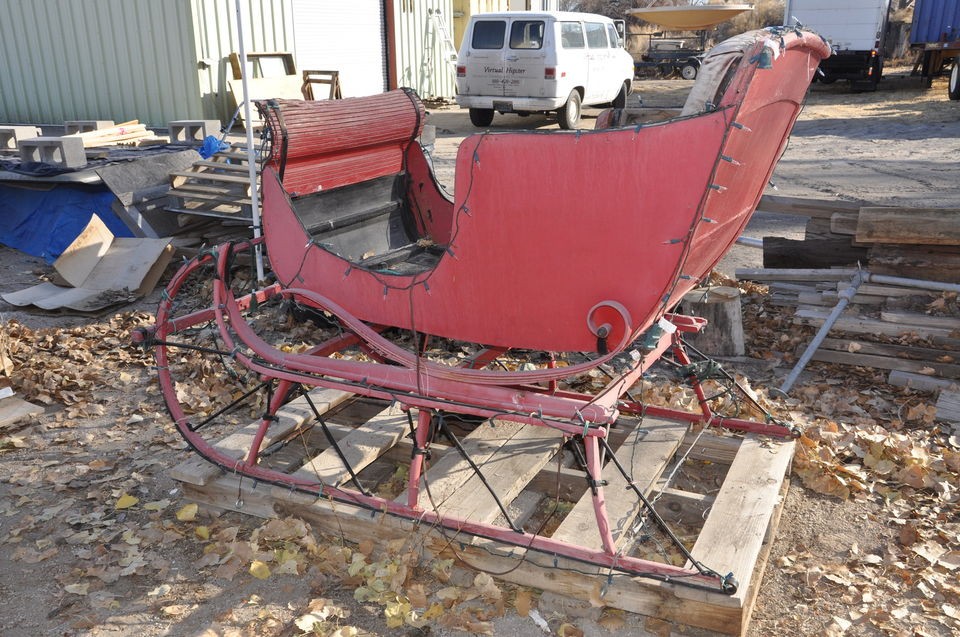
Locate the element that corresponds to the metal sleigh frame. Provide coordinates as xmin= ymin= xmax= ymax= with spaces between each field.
xmin=137 ymin=28 xmax=829 ymax=596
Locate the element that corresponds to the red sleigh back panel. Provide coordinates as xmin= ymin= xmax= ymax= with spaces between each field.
xmin=258 ymin=89 xmax=426 ymax=197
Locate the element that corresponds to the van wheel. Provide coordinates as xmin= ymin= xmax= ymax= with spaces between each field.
xmin=613 ymin=83 xmax=628 ymax=109
xmin=469 ymin=108 xmax=494 ymax=127
xmin=557 ymin=90 xmax=581 ymax=129
xmin=681 ymin=63 xmax=698 ymax=81
xmin=949 ymin=63 xmax=960 ymax=101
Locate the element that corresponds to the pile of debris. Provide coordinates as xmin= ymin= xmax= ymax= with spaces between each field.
xmin=737 ymin=195 xmax=960 ymax=393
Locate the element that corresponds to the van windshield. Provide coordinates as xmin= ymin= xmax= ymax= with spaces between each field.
xmin=510 ymin=20 xmax=545 ymax=50
xmin=560 ymin=22 xmax=584 ymax=49
xmin=585 ymin=22 xmax=608 ymax=49
xmin=472 ymin=21 xmax=506 ymax=49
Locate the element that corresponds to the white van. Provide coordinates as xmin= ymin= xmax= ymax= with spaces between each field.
xmin=455 ymin=11 xmax=635 ymax=129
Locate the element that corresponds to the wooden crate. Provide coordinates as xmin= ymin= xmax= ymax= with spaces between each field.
xmin=171 ymin=392 xmax=793 ymax=636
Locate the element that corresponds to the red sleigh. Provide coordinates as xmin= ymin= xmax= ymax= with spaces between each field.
xmin=141 ymin=29 xmax=829 ymax=594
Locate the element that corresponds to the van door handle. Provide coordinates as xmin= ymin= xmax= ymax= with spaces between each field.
xmin=505 ymin=55 xmax=519 ymax=61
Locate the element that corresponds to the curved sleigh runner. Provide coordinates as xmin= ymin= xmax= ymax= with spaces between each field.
xmin=141 ymin=28 xmax=829 ymax=615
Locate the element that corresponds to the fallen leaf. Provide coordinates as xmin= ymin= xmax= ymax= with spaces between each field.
xmin=514 ymin=589 xmax=532 ymax=617
xmin=115 ymin=494 xmax=139 ymax=509
xmin=249 ymin=560 xmax=270 ymax=580
xmin=176 ymin=503 xmax=198 ymax=522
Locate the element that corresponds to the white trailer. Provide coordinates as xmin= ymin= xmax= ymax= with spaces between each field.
xmin=784 ymin=0 xmax=891 ymax=89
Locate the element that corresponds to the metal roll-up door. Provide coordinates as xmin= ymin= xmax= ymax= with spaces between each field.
xmin=292 ymin=1 xmax=388 ymax=97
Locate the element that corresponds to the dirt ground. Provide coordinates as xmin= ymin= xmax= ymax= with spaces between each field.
xmin=0 ymin=69 xmax=958 ymax=637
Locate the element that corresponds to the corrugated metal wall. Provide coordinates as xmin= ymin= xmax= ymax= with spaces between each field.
xmin=0 ymin=0 xmax=199 ymax=127
xmin=191 ymin=0 xmax=295 ymax=122
xmin=910 ymin=0 xmax=960 ymax=45
xmin=393 ymin=0 xmax=457 ymax=100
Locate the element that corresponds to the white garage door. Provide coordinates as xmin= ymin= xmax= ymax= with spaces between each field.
xmin=292 ymin=1 xmax=388 ymax=97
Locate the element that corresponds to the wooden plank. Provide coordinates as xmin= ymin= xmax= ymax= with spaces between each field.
xmin=735 ymin=267 xmax=858 ymax=282
xmin=837 ymin=281 xmax=938 ymax=298
xmin=169 ymin=388 xmax=352 ymax=486
xmin=815 ymin=337 xmax=960 ymax=363
xmin=807 ymin=349 xmax=960 ymax=379
xmin=756 ymin=194 xmax=863 ymax=218
xmin=794 ymin=309 xmax=957 ymax=339
xmin=170 ymin=171 xmax=257 ymax=187
xmin=680 ymin=437 xmax=794 ymax=612
xmin=432 ymin=423 xmax=565 ymax=526
xmin=856 ymin=207 xmax=960 ymax=246
xmin=551 ymin=417 xmax=688 ymax=552
xmin=404 ymin=419 xmax=527 ymax=506
xmin=0 ymin=395 xmax=43 ymax=429
xmin=830 ymin=211 xmax=859 ymax=235
xmin=191 ymin=160 xmax=252 ymax=173
xmin=879 ymin=310 xmax=960 ymax=331
xmin=888 ymin=370 xmax=960 ymax=392
xmin=291 ymin=404 xmax=409 ymax=486
xmin=168 ymin=189 xmax=252 ymax=206
xmin=762 ymin=237 xmax=866 ymax=269
xmin=935 ymin=391 xmax=960 ymax=424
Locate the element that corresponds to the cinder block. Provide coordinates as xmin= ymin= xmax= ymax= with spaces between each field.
xmin=64 ymin=120 xmax=115 ymax=134
xmin=168 ymin=119 xmax=222 ymax=144
xmin=19 ymin=136 xmax=87 ymax=168
xmin=0 ymin=126 xmax=42 ymax=150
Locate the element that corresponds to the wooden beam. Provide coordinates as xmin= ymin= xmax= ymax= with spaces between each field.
xmin=829 ymin=211 xmax=859 ymax=235
xmin=762 ymin=237 xmax=867 ymax=269
xmin=805 ymin=348 xmax=960 ymax=379
xmin=679 ymin=437 xmax=794 ymax=620
xmin=935 ymin=391 xmax=960 ymax=424
xmin=888 ymin=370 xmax=960 ymax=392
xmin=756 ymin=194 xmax=864 ymax=218
xmin=735 ymin=267 xmax=858 ymax=282
xmin=856 ymin=207 xmax=960 ymax=246
xmin=291 ymin=404 xmax=409 ymax=486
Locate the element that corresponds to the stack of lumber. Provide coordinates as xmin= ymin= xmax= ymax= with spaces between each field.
xmin=758 ymin=195 xmax=960 ymax=283
xmin=166 ymin=147 xmax=259 ymax=221
xmin=739 ymin=196 xmax=960 ymax=391
xmin=67 ymin=120 xmax=167 ymax=147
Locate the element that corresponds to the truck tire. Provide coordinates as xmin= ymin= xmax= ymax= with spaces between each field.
xmin=681 ymin=63 xmax=698 ymax=81
xmin=950 ymin=63 xmax=960 ymax=101
xmin=613 ymin=82 xmax=628 ymax=109
xmin=557 ymin=90 xmax=581 ymax=129
xmin=469 ymin=108 xmax=495 ymax=127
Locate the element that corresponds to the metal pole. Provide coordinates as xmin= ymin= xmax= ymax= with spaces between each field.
xmin=735 ymin=236 xmax=763 ymax=249
xmin=777 ymin=269 xmax=865 ymax=396
xmin=234 ymin=0 xmax=266 ymax=283
xmin=864 ymin=273 xmax=960 ymax=294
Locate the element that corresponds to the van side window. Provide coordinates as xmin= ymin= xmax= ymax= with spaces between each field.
xmin=472 ymin=21 xmax=506 ymax=50
xmin=560 ymin=22 xmax=585 ymax=49
xmin=510 ymin=20 xmax=545 ymax=50
xmin=606 ymin=23 xmax=621 ymax=48
xmin=585 ymin=22 xmax=608 ymax=49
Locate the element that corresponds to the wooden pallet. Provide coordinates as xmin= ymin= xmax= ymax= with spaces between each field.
xmin=171 ymin=391 xmax=793 ymax=636
xmin=166 ymin=150 xmax=259 ymax=220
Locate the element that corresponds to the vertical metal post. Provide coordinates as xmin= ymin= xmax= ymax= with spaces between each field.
xmin=234 ymin=0 xmax=266 ymax=283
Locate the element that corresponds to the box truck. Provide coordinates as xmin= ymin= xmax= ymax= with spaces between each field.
xmin=784 ymin=0 xmax=891 ymax=89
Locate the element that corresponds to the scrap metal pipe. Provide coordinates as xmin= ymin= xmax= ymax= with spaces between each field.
xmin=778 ymin=270 xmax=865 ymax=395
xmin=864 ymin=272 xmax=960 ymax=294
xmin=735 ymin=236 xmax=763 ymax=249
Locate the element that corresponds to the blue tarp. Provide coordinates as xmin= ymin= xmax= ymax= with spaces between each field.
xmin=0 ymin=183 xmax=133 ymax=263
